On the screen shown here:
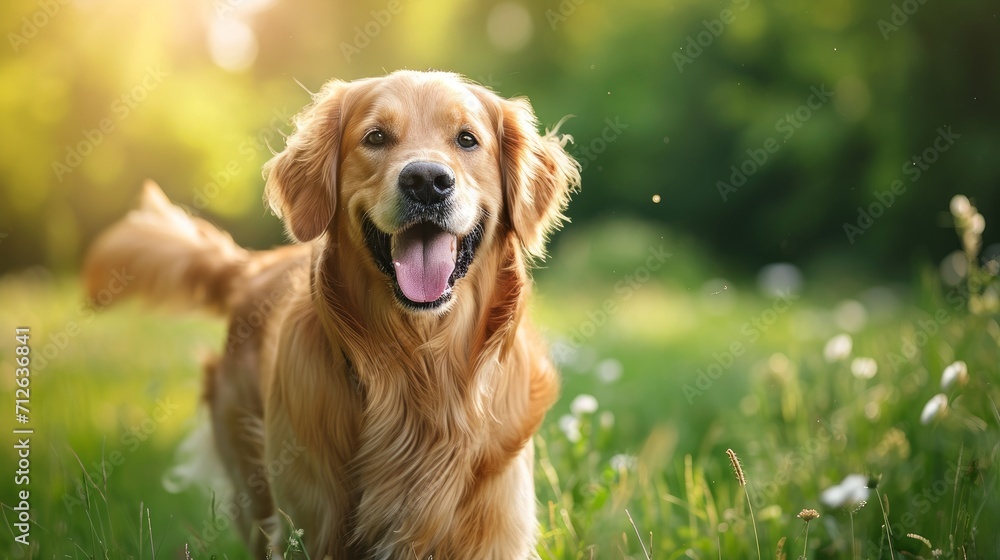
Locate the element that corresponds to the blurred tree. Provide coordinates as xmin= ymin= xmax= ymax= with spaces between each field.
xmin=0 ymin=0 xmax=996 ymax=279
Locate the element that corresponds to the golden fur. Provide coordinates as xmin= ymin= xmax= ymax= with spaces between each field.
xmin=84 ymin=70 xmax=580 ymax=559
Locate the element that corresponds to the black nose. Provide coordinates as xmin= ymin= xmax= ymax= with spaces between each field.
xmin=398 ymin=161 xmax=455 ymax=205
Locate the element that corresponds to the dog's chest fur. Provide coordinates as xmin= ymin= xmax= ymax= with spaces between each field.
xmin=266 ymin=245 xmax=543 ymax=559
xmin=350 ymin=357 xmax=503 ymax=557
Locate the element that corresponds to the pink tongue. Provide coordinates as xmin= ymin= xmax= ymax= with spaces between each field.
xmin=391 ymin=224 xmax=458 ymax=303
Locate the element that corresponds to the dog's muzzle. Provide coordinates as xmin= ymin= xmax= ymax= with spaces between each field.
xmin=363 ymin=162 xmax=484 ymax=310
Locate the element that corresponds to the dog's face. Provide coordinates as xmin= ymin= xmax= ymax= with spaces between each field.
xmin=340 ymin=74 xmax=501 ymax=310
xmin=264 ymin=71 xmax=579 ymax=312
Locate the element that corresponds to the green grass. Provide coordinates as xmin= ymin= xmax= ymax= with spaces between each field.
xmin=1 ymin=214 xmax=997 ymax=558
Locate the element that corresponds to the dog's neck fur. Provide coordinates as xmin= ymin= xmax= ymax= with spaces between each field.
xmin=313 ymin=227 xmax=540 ymax=556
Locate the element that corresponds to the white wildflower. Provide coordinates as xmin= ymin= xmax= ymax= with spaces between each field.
xmin=850 ymin=357 xmax=878 ymax=379
xmin=950 ymin=195 xmax=972 ymax=218
xmin=970 ymin=213 xmax=986 ymax=235
xmin=941 ymin=360 xmax=968 ymax=390
xmin=610 ymin=454 xmax=636 ymax=472
xmin=820 ymin=474 xmax=870 ymax=508
xmin=920 ymin=393 xmax=948 ymax=425
xmin=558 ymin=414 xmax=581 ymax=442
xmin=833 ymin=300 xmax=868 ymax=332
xmin=823 ymin=333 xmax=853 ymax=363
xmin=595 ymin=358 xmax=624 ymax=383
xmin=570 ymin=394 xmax=599 ymax=416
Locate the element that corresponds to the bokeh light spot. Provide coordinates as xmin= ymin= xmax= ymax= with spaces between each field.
xmin=940 ymin=250 xmax=968 ymax=287
xmin=833 ymin=299 xmax=868 ymax=332
xmin=757 ymin=263 xmax=803 ymax=297
xmin=487 ymin=3 xmax=533 ymax=53
xmin=209 ymin=18 xmax=259 ymax=72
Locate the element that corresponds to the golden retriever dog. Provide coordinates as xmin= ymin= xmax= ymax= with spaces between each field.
xmin=84 ymin=70 xmax=580 ymax=558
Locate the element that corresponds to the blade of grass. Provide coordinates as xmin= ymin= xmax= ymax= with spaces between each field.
xmin=625 ymin=508 xmax=651 ymax=560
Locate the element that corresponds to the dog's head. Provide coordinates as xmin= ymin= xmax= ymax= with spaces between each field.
xmin=264 ymin=70 xmax=579 ymax=311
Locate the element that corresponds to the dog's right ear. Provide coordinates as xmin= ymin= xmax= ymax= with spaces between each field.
xmin=264 ymin=80 xmax=350 ymax=242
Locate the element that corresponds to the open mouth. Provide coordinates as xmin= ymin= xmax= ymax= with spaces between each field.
xmin=364 ymin=216 xmax=484 ymax=310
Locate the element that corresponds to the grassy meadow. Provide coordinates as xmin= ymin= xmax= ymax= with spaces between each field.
xmin=1 ymin=206 xmax=998 ymax=559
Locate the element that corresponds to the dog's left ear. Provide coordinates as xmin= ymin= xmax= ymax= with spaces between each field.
xmin=495 ymin=97 xmax=581 ymax=259
xmin=263 ymin=80 xmax=351 ymax=242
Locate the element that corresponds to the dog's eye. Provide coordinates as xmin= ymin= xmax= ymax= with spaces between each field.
xmin=364 ymin=129 xmax=387 ymax=147
xmin=456 ymin=131 xmax=478 ymax=150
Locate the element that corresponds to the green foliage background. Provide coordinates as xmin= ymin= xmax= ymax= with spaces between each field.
xmin=0 ymin=0 xmax=997 ymax=275
xmin=1 ymin=1 xmax=999 ymax=558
